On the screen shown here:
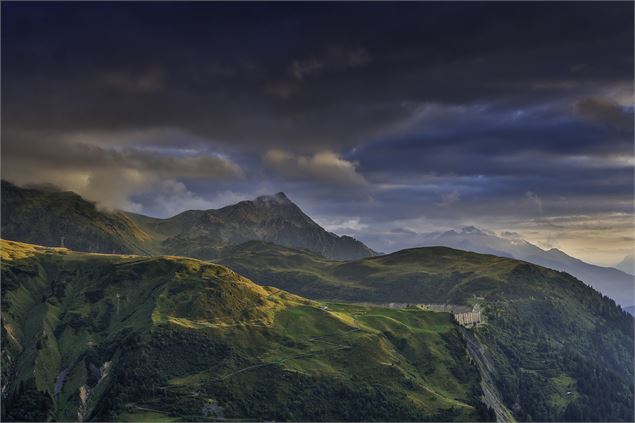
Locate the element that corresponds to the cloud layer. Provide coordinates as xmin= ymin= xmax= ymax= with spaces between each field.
xmin=1 ymin=2 xmax=633 ymax=265
xmin=2 ymin=129 xmax=244 ymax=210
xmin=264 ymin=150 xmax=367 ymax=186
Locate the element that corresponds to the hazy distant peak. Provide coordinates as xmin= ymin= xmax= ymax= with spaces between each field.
xmin=439 ymin=229 xmax=458 ymax=236
xmin=458 ymin=226 xmax=494 ymax=236
xmin=459 ymin=226 xmax=481 ymax=235
xmin=546 ymin=248 xmax=575 ymax=259
xmin=417 ymin=225 xmax=634 ymax=306
xmin=615 ymin=254 xmax=635 ymax=276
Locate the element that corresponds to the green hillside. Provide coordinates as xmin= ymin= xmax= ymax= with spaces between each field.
xmin=218 ymin=241 xmax=635 ymax=421
xmin=1 ymin=240 xmax=487 ymax=422
xmin=1 ymin=181 xmax=155 ymax=255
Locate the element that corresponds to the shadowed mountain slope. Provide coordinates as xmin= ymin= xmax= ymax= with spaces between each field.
xmin=1 ymin=181 xmax=376 ymax=261
xmin=151 ymin=192 xmax=377 ymax=260
xmin=0 ymin=180 xmax=154 ymax=255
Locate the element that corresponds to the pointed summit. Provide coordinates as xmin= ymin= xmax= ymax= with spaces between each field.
xmin=163 ymin=190 xmax=377 ymax=260
xmin=2 ymin=181 xmax=377 ymax=262
xmin=275 ymin=192 xmax=290 ymax=201
xmin=253 ymin=191 xmax=294 ymax=207
xmin=459 ymin=226 xmax=494 ymax=235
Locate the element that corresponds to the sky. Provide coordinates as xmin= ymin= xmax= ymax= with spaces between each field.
xmin=2 ymin=2 xmax=633 ymax=266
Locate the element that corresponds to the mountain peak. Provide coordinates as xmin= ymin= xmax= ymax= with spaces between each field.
xmin=2 ymin=182 xmax=378 ymax=262
xmin=459 ymin=226 xmax=492 ymax=235
xmin=253 ymin=191 xmax=294 ymax=206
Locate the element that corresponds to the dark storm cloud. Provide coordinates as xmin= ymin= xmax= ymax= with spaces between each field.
xmin=2 ymin=2 xmax=632 ymax=148
xmin=350 ymin=102 xmax=633 ymax=178
xmin=577 ymin=97 xmax=634 ymax=129
xmin=1 ymin=1 xmax=633 ymax=262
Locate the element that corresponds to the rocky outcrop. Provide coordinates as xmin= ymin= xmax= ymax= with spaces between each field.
xmin=460 ymin=328 xmax=515 ymax=422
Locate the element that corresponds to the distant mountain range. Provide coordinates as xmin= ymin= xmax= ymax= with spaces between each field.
xmin=1 ymin=180 xmax=376 ymax=261
xmin=416 ymin=226 xmax=634 ymax=308
xmin=5 ymin=176 xmax=629 ymax=305
xmin=2 ymin=180 xmax=631 ymax=308
xmin=615 ymin=254 xmax=634 ymax=276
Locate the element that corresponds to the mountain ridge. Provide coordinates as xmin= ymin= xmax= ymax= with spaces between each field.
xmin=1 ymin=180 xmax=376 ymax=261
xmin=417 ymin=226 xmax=634 ymax=307
xmin=140 ymin=189 xmax=377 ymax=260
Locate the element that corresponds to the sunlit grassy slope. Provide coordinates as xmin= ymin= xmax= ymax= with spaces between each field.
xmin=1 ymin=239 xmax=485 ymax=422
xmin=218 ymin=241 xmax=635 ymax=421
